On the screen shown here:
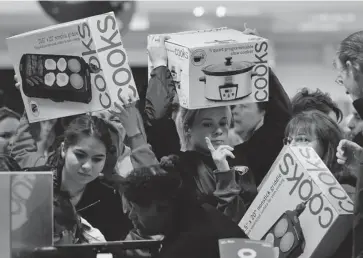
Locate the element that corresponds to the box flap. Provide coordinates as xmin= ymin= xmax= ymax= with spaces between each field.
xmin=7 ymin=12 xmax=114 ymax=40
xmin=164 ymin=27 xmax=266 ymax=48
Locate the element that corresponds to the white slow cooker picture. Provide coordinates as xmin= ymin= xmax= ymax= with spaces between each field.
xmin=199 ymin=57 xmax=255 ymax=101
xmin=170 ymin=64 xmax=182 ymax=89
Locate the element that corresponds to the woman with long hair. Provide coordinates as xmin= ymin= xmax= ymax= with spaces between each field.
xmin=27 ymin=113 xmax=133 ymax=241
xmin=284 ymin=110 xmax=356 ymax=196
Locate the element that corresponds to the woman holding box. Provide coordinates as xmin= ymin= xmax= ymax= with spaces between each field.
xmin=284 ymin=110 xmax=356 ymax=258
xmin=25 ymin=98 xmax=158 ymax=241
xmin=283 ymin=110 xmax=356 ymax=197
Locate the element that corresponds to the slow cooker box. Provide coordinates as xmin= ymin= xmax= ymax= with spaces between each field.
xmin=148 ymin=27 xmax=270 ymax=109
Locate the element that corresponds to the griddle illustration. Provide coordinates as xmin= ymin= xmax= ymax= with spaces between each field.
xmin=262 ymin=202 xmax=307 ymax=258
xmin=19 ymin=54 xmax=99 ymax=104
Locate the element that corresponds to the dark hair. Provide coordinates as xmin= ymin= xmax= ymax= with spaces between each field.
xmin=29 ymin=115 xmax=77 ymax=143
xmin=337 ymin=31 xmax=363 ymax=73
xmin=291 ymin=88 xmax=343 ymax=123
xmin=285 ymin=110 xmax=343 ymax=175
xmin=53 ymin=190 xmax=88 ymax=243
xmin=54 ymin=190 xmax=79 ymax=230
xmin=47 ymin=114 xmax=116 ymax=182
xmin=122 ymin=164 xmax=182 ymax=207
xmin=0 ymin=154 xmax=21 ymax=171
xmin=0 ymin=107 xmax=20 ymax=122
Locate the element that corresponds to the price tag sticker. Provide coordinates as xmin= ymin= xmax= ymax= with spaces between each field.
xmin=96 ymin=253 xmax=113 ymax=258
xmin=219 ymin=238 xmax=277 ymax=258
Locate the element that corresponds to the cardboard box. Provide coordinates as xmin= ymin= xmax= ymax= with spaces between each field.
xmin=219 ymin=238 xmax=277 ymax=258
xmin=239 ymin=146 xmax=354 ymax=258
xmin=0 ymin=172 xmax=53 ymax=258
xmin=148 ymin=27 xmax=269 ymax=109
xmin=7 ymin=12 xmax=138 ymax=123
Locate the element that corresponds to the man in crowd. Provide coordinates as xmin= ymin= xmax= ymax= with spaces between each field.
xmin=291 ymin=87 xmax=343 ymax=123
xmin=346 ymin=109 xmax=363 ymax=146
xmin=334 ymin=30 xmax=363 ymax=258
xmin=121 ymin=164 xmax=247 ymax=258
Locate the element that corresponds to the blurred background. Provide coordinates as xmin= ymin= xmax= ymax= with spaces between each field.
xmin=0 ymin=0 xmax=361 ymax=116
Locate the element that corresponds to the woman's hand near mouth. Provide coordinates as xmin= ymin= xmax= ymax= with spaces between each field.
xmin=206 ymin=137 xmax=234 ymax=172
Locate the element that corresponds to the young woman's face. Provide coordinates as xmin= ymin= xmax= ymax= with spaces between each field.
xmin=287 ymin=130 xmax=324 ymax=158
xmin=0 ymin=117 xmax=20 ymax=153
xmin=189 ymin=107 xmax=230 ymax=151
xmin=62 ymin=135 xmax=107 ymax=186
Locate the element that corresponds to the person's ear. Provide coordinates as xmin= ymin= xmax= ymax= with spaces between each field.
xmin=60 ymin=142 xmax=66 ymax=159
xmin=346 ymin=60 xmax=361 ymax=76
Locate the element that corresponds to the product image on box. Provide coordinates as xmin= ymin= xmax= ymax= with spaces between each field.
xmin=169 ymin=64 xmax=182 ymax=89
xmin=199 ymin=57 xmax=256 ymax=101
xmin=19 ymin=54 xmax=97 ymax=104
xmin=263 ymin=202 xmax=306 ymax=258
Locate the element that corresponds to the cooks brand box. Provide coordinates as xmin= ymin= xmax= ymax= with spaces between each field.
xmin=0 ymin=172 xmax=53 ymax=258
xmin=148 ymin=27 xmax=269 ymax=109
xmin=7 ymin=12 xmax=138 ymax=123
xmin=239 ymin=146 xmax=353 ymax=258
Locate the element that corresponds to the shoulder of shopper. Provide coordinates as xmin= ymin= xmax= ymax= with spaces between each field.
xmin=8 ymin=112 xmax=43 ymax=168
xmin=159 ymin=202 xmax=246 ymax=258
xmin=264 ymin=68 xmax=293 ymax=125
xmin=145 ymin=66 xmax=176 ymax=124
xmin=76 ymin=177 xmax=133 ymax=241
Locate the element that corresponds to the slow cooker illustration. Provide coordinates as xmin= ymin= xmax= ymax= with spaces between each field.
xmin=19 ymin=54 xmax=97 ymax=104
xmin=170 ymin=64 xmax=182 ymax=89
xmin=199 ymin=57 xmax=256 ymax=102
xmin=262 ymin=202 xmax=306 ymax=258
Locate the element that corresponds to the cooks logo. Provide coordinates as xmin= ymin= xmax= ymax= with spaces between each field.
xmin=279 ymin=147 xmax=353 ymax=229
xmin=78 ymin=14 xmax=136 ymax=109
xmin=174 ymin=47 xmax=189 ymax=60
xmin=253 ymin=42 xmax=269 ymax=102
xmin=191 ymin=49 xmax=207 ymax=66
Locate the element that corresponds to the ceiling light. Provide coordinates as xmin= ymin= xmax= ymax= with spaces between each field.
xmin=216 ymin=6 xmax=227 ymax=18
xmin=193 ymin=6 xmax=204 ymax=17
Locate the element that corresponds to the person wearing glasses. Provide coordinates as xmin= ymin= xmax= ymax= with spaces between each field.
xmin=283 ymin=109 xmax=356 ymax=258
xmin=284 ymin=110 xmax=356 ymax=194
xmin=333 ymin=30 xmax=363 ymax=258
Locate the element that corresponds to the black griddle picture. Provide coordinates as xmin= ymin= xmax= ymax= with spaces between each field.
xmin=19 ymin=54 xmax=98 ymax=104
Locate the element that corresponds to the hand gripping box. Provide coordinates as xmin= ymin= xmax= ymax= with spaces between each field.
xmin=239 ymin=146 xmax=354 ymax=258
xmin=7 ymin=12 xmax=138 ymax=123
xmin=148 ymin=27 xmax=269 ymax=109
xmin=0 ymin=172 xmax=53 ymax=258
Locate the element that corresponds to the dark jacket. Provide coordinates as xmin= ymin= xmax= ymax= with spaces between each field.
xmin=143 ymin=66 xmax=180 ymax=160
xmin=352 ymin=98 xmax=363 ymax=258
xmin=163 ymin=151 xmax=257 ymax=223
xmin=230 ymin=69 xmax=292 ymax=186
xmin=25 ymin=164 xmax=133 ymax=241
xmin=159 ymin=201 xmax=247 ymax=258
